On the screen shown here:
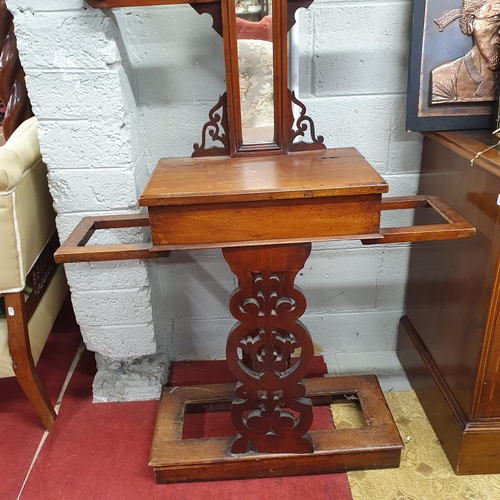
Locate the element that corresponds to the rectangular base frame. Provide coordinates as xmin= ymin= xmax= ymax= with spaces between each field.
xmin=149 ymin=375 xmax=404 ymax=483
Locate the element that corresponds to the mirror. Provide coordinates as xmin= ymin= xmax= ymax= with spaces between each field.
xmin=235 ymin=3 xmax=274 ymax=144
xmin=221 ymin=0 xmax=288 ymax=155
xmin=197 ymin=0 xmax=322 ymax=157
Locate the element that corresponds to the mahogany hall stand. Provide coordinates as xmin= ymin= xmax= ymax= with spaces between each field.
xmin=56 ymin=148 xmax=474 ymax=482
xmin=56 ymin=0 xmax=475 ymax=484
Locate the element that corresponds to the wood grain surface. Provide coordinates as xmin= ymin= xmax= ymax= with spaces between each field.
xmin=399 ymin=131 xmax=500 ymax=474
xmin=139 ymin=148 xmax=388 ymax=206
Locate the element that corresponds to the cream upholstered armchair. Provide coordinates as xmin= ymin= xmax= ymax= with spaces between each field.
xmin=0 ymin=116 xmax=68 ymax=430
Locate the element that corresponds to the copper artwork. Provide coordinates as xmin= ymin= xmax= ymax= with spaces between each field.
xmin=430 ymin=0 xmax=500 ymax=104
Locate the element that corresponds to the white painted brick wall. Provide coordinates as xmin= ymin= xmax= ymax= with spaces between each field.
xmin=7 ymin=0 xmax=423 ymax=401
xmin=7 ymin=0 xmax=166 ymax=401
xmin=37 ymin=118 xmax=135 ymax=168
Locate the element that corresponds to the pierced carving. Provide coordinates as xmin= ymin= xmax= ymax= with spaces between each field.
xmin=191 ymin=2 xmax=223 ymax=37
xmin=192 ymin=0 xmax=311 ymax=36
xmin=192 ymin=93 xmax=230 ymax=158
xmin=0 ymin=0 xmax=33 ymax=140
xmin=27 ymin=235 xmax=58 ymax=297
xmin=223 ymin=244 xmax=314 ymax=454
xmin=287 ymin=0 xmax=314 ymax=31
xmin=288 ymin=90 xmax=326 ymax=152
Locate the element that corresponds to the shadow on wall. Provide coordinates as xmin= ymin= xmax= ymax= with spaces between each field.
xmin=111 ymin=5 xmax=225 ymax=106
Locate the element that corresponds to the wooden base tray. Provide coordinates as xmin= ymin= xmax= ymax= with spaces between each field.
xmin=149 ymin=375 xmax=404 ymax=483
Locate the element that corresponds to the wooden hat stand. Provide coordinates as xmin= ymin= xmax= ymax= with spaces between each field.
xmin=56 ymin=0 xmax=475 ymax=484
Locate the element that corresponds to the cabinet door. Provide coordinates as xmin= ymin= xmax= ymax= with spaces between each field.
xmin=412 ymin=138 xmax=500 ymax=418
xmin=479 ymin=243 xmax=500 ymax=418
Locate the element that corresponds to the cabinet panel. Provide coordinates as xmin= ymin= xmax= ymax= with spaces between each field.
xmin=406 ymin=137 xmax=500 ymax=418
xmin=400 ymin=131 xmax=500 ymax=473
xmin=480 ymin=248 xmax=500 ymax=416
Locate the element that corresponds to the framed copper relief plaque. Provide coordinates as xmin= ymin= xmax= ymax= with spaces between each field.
xmin=407 ymin=0 xmax=500 ymax=131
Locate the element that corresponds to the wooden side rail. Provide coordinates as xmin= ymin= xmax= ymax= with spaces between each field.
xmin=361 ymin=195 xmax=475 ymax=245
xmin=86 ymin=0 xmax=212 ymax=7
xmin=54 ymin=196 xmax=475 ymax=263
xmin=54 ymin=213 xmax=170 ymax=263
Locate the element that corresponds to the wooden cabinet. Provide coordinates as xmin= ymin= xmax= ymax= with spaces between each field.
xmin=398 ymin=130 xmax=500 ymax=475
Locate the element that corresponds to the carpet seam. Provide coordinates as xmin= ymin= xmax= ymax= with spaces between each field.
xmin=16 ymin=341 xmax=86 ymax=500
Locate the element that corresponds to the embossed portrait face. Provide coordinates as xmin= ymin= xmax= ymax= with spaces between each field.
xmin=471 ymin=0 xmax=500 ymax=70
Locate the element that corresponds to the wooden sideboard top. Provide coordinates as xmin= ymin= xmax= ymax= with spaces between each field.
xmin=139 ymin=148 xmax=388 ymax=207
xmin=424 ymin=131 xmax=500 ymax=179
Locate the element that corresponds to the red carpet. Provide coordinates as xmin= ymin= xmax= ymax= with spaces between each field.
xmin=3 ymin=302 xmax=353 ymax=499
xmin=0 ymin=298 xmax=82 ymax=500
xmin=173 ymin=358 xmax=339 ymax=440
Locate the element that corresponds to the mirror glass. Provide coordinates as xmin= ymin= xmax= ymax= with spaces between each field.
xmin=235 ymin=1 xmax=274 ymax=144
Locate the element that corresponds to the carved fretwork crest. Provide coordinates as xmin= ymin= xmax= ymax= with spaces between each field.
xmin=192 ymin=93 xmax=230 ymax=157
xmin=288 ymin=90 xmax=326 ymax=152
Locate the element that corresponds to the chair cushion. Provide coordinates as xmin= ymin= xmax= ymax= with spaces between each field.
xmin=0 ymin=117 xmax=56 ymax=292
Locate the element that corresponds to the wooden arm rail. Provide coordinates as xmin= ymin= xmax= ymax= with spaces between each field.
xmin=55 ymin=196 xmax=475 ymax=264
xmin=86 ymin=0 xmax=213 ymax=7
xmin=361 ymin=195 xmax=476 ymax=245
xmin=53 ymin=213 xmax=170 ymax=263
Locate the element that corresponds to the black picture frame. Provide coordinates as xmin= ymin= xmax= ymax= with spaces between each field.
xmin=406 ymin=0 xmax=497 ymax=132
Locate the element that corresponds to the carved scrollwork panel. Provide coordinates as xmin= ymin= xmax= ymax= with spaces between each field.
xmin=288 ymin=90 xmax=325 ymax=152
xmin=223 ymin=244 xmax=315 ymax=454
xmin=192 ymin=93 xmax=230 ymax=157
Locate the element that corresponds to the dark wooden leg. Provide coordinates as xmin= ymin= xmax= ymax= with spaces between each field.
xmin=222 ymin=243 xmax=314 ymax=454
xmin=5 ymin=291 xmax=56 ymax=430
